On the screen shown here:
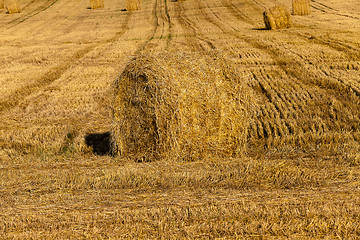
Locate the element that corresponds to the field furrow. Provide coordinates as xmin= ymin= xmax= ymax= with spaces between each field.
xmin=0 ymin=0 xmax=59 ymax=30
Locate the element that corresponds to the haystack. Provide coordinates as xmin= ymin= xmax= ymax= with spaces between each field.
xmin=263 ymin=5 xmax=292 ymax=30
xmin=126 ymin=0 xmax=141 ymax=11
xmin=292 ymin=0 xmax=311 ymax=15
xmin=90 ymin=0 xmax=104 ymax=9
xmin=5 ymin=0 xmax=21 ymax=14
xmin=112 ymin=51 xmax=253 ymax=161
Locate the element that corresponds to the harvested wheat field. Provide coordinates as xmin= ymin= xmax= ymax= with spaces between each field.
xmin=0 ymin=0 xmax=359 ymax=238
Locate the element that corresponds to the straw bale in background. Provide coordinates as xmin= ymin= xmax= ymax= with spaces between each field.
xmin=126 ymin=0 xmax=141 ymax=11
xmin=5 ymin=0 xmax=21 ymax=14
xmin=112 ymin=51 xmax=254 ymax=161
xmin=90 ymin=0 xmax=104 ymax=9
xmin=263 ymin=5 xmax=292 ymax=30
xmin=292 ymin=0 xmax=311 ymax=15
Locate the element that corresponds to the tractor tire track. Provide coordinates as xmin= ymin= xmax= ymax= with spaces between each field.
xmin=220 ymin=0 xmax=253 ymax=25
xmin=310 ymin=0 xmax=360 ymax=20
xmin=164 ymin=0 xmax=173 ymax=49
xmin=136 ymin=0 xmax=159 ymax=53
xmin=136 ymin=0 xmax=172 ymax=53
xmin=293 ymin=32 xmax=360 ymax=61
xmin=2 ymin=0 xmax=60 ymax=30
xmin=173 ymin=1 xmax=215 ymax=51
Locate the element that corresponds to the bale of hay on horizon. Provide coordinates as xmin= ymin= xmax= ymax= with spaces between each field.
xmin=263 ymin=5 xmax=292 ymax=30
xmin=126 ymin=0 xmax=141 ymax=11
xmin=111 ymin=51 xmax=254 ymax=161
xmin=5 ymin=0 xmax=21 ymax=14
xmin=90 ymin=0 xmax=104 ymax=9
xmin=292 ymin=0 xmax=311 ymax=15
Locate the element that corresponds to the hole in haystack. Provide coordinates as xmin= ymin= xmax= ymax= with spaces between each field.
xmin=85 ymin=132 xmax=112 ymax=156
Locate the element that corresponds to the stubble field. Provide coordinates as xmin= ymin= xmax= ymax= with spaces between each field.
xmin=0 ymin=0 xmax=359 ymax=238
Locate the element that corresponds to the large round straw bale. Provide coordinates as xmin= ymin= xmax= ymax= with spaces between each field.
xmin=90 ymin=0 xmax=104 ymax=9
xmin=5 ymin=0 xmax=21 ymax=14
xmin=263 ymin=5 xmax=292 ymax=30
xmin=126 ymin=0 xmax=141 ymax=11
xmin=112 ymin=51 xmax=253 ymax=161
xmin=292 ymin=0 xmax=311 ymax=15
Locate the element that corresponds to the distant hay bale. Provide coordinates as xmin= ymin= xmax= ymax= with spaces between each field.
xmin=90 ymin=0 xmax=104 ymax=9
xmin=5 ymin=0 xmax=21 ymax=14
xmin=112 ymin=51 xmax=253 ymax=161
xmin=292 ymin=0 xmax=311 ymax=15
xmin=126 ymin=0 xmax=141 ymax=11
xmin=263 ymin=5 xmax=292 ymax=30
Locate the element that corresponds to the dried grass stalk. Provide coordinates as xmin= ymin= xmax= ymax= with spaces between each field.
xmin=292 ymin=0 xmax=311 ymax=15
xmin=90 ymin=0 xmax=104 ymax=9
xmin=5 ymin=0 xmax=21 ymax=14
xmin=112 ymin=51 xmax=254 ymax=161
xmin=263 ymin=5 xmax=292 ymax=30
xmin=126 ymin=0 xmax=141 ymax=11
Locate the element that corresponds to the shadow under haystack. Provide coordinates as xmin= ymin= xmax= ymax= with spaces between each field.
xmin=112 ymin=51 xmax=254 ymax=161
xmin=85 ymin=132 xmax=112 ymax=156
